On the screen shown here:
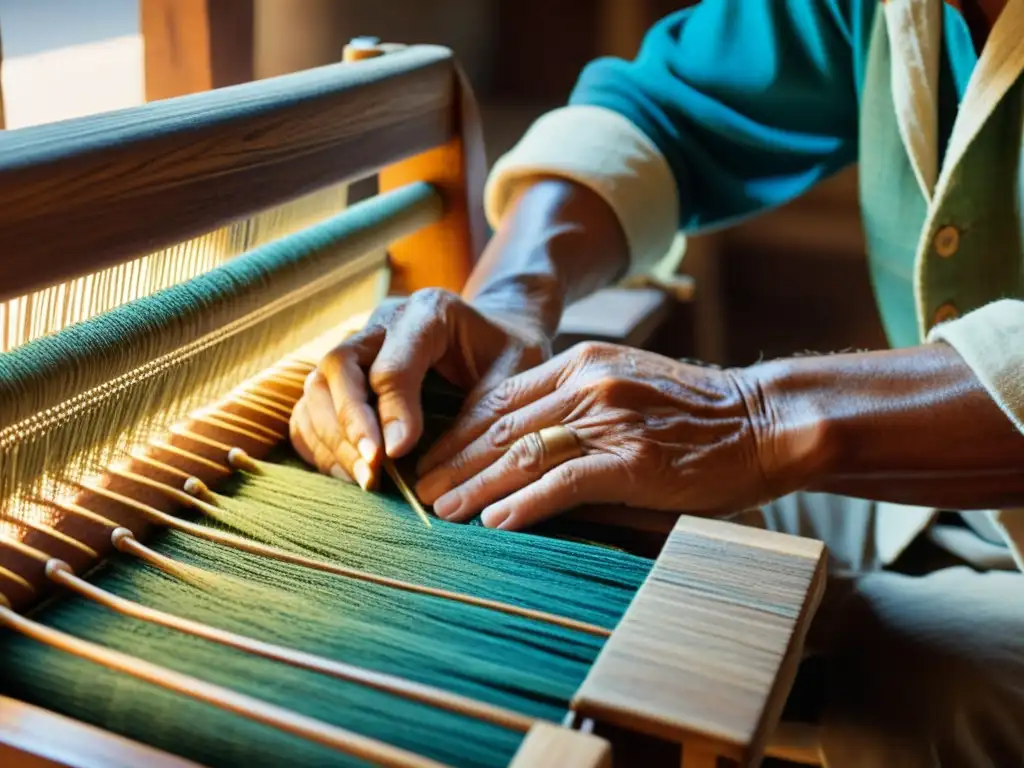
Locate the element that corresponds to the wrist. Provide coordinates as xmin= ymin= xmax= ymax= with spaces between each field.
xmin=467 ymin=277 xmax=561 ymax=341
xmin=470 ymin=299 xmax=554 ymax=359
xmin=732 ymin=358 xmax=840 ymax=496
xmin=464 ymin=178 xmax=629 ymax=339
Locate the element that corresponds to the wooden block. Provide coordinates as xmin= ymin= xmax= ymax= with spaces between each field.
xmin=555 ymin=287 xmax=674 ymax=353
xmin=509 ymin=722 xmax=612 ymax=768
xmin=0 ymin=696 xmax=202 ymax=768
xmin=572 ymin=516 xmax=827 ymax=767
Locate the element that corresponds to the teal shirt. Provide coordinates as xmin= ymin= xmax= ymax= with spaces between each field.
xmin=568 ymin=1 xmax=1000 ymax=348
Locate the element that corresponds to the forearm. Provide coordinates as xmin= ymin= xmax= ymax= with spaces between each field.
xmin=462 ymin=179 xmax=629 ymax=340
xmin=746 ymin=344 xmax=1024 ymax=509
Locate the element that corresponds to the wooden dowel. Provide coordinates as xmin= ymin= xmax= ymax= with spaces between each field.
xmin=189 ymin=414 xmax=277 ymax=446
xmin=229 ymin=392 xmax=293 ymax=421
xmin=262 ymin=373 xmax=305 ymax=392
xmin=0 ymin=537 xmax=50 ymax=564
xmin=267 ymin=371 xmax=309 ymax=388
xmin=227 ymin=447 xmax=264 ymax=474
xmin=0 ymin=564 xmax=36 ymax=594
xmin=49 ymin=547 xmax=535 ymax=734
xmin=279 ymin=359 xmax=317 ymax=373
xmin=148 ymin=440 xmax=233 ymax=476
xmin=241 ymin=384 xmax=297 ymax=409
xmin=0 ymin=604 xmax=451 ymax=768
xmin=131 ymin=452 xmax=194 ymax=481
xmin=32 ymin=497 xmax=120 ymax=529
xmin=168 ymin=426 xmax=233 ymax=455
xmin=5 ymin=518 xmax=97 ymax=558
xmin=196 ymin=409 xmax=284 ymax=440
xmin=87 ymin=473 xmax=612 ymax=638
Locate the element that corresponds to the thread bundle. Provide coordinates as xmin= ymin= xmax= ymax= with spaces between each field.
xmin=1 ymin=460 xmax=652 ymax=767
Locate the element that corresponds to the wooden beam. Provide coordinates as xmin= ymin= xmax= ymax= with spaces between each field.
xmin=0 ymin=47 xmax=456 ymax=302
xmin=0 ymin=696 xmax=202 ymax=768
xmin=141 ymin=0 xmax=255 ymax=101
xmin=509 ymin=723 xmax=612 ymax=768
xmin=573 ymin=516 xmax=828 ymax=766
xmin=344 ymin=40 xmax=488 ymax=295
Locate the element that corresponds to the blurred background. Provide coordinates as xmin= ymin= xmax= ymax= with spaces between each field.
xmin=0 ymin=0 xmax=888 ymax=367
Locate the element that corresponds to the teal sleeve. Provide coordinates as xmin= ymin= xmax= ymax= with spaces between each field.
xmin=569 ymin=0 xmax=866 ymax=232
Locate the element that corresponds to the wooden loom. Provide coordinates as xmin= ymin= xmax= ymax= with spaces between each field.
xmin=0 ymin=43 xmax=827 ymax=768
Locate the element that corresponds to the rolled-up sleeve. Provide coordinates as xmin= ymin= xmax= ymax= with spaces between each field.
xmin=484 ymin=0 xmax=862 ymax=277
xmin=928 ymin=300 xmax=1024 ymax=433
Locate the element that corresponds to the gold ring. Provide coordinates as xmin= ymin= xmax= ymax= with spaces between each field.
xmin=532 ymin=425 xmax=583 ymax=472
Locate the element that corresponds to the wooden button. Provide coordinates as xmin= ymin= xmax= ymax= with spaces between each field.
xmin=934 ymin=225 xmax=960 ymax=258
xmin=933 ymin=302 xmax=959 ymax=326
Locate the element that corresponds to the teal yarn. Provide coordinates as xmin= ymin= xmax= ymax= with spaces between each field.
xmin=0 ymin=462 xmax=654 ymax=767
xmin=211 ymin=459 xmax=651 ymax=628
xmin=0 ymin=182 xmax=439 ymax=430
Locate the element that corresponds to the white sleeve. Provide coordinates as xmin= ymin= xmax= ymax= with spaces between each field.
xmin=483 ymin=105 xmax=680 ymax=279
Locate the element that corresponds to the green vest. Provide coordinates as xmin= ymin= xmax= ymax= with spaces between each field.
xmin=860 ymin=12 xmax=1024 ymax=349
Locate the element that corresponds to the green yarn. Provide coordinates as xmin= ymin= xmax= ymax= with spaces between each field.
xmin=0 ymin=461 xmax=653 ymax=767
xmin=211 ymin=459 xmax=650 ymax=628
xmin=0 ymin=182 xmax=439 ymax=431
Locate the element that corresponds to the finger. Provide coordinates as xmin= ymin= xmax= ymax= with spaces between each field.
xmin=318 ymin=327 xmax=386 ymax=468
xmin=417 ymin=353 xmax=569 ymax=476
xmin=369 ymin=298 xmax=451 ymax=458
xmin=481 ymin=454 xmax=624 ymax=531
xmin=415 ymin=392 xmax=574 ymax=505
xmin=304 ymin=376 xmax=373 ymax=490
xmin=289 ymin=398 xmax=319 ymax=467
xmin=290 ymin=398 xmax=353 ymax=482
xmin=432 ymin=427 xmax=580 ymax=523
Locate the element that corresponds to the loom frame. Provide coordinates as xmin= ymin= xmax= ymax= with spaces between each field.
xmin=0 ymin=41 xmax=826 ymax=768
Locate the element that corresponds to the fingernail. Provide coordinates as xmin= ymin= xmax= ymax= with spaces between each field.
xmin=481 ymin=506 xmax=511 ymax=529
xmin=329 ymin=464 xmax=352 ymax=482
xmin=415 ymin=472 xmax=450 ymax=505
xmin=383 ymin=421 xmax=405 ymax=456
xmin=433 ymin=490 xmax=461 ymax=519
xmin=353 ymin=459 xmax=372 ymax=491
xmin=357 ymin=438 xmax=377 ymax=464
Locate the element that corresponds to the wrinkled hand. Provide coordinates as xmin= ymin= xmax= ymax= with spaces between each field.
xmin=290 ymin=288 xmax=549 ymax=489
xmin=414 ymin=341 xmax=774 ymax=530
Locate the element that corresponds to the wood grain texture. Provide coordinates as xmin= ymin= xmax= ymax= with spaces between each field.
xmin=572 ymin=515 xmax=827 ymax=766
xmin=0 ymin=696 xmax=203 ymax=768
xmin=142 ymin=0 xmax=255 ymax=101
xmin=508 ymin=722 xmax=612 ymax=768
xmin=0 ymin=45 xmax=456 ymax=302
xmin=346 ymin=42 xmax=489 ymax=295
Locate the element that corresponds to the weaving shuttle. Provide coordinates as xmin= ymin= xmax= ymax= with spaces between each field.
xmin=0 ymin=39 xmax=826 ymax=768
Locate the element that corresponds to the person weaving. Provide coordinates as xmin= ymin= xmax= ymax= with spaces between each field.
xmin=294 ymin=1 xmax=1024 ymax=764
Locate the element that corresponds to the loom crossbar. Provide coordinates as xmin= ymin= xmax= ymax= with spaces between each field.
xmin=0 ymin=45 xmax=458 ymax=302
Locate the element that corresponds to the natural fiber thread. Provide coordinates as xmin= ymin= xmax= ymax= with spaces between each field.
xmin=0 ymin=182 xmax=350 ymax=353
xmin=208 ymin=457 xmax=650 ymax=628
xmin=0 ymin=184 xmax=439 ymax=527
xmin=1 ymin=461 xmax=653 ymax=767
xmin=0 ymin=182 xmax=438 ymax=431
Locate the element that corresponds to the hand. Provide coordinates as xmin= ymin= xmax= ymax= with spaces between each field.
xmin=289 ymin=288 xmax=549 ymax=489
xmin=414 ymin=341 xmax=777 ymax=530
